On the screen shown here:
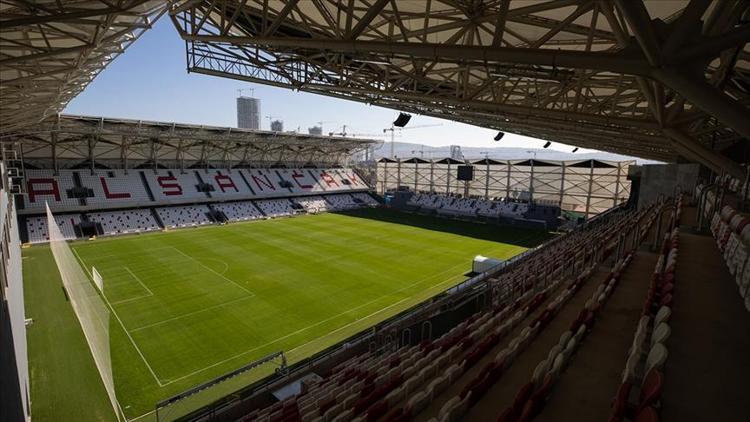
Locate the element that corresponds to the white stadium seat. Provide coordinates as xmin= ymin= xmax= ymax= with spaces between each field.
xmin=156 ymin=205 xmax=212 ymax=228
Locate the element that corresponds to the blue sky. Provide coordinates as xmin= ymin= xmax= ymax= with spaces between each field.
xmin=65 ymin=16 xmax=593 ymax=154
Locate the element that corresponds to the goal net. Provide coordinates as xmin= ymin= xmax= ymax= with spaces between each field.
xmin=46 ymin=204 xmax=120 ymax=420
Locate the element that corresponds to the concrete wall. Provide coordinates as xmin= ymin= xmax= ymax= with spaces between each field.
xmin=632 ymin=163 xmax=700 ymax=207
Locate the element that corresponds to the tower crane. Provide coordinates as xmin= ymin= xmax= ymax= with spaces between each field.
xmin=383 ymin=123 xmax=442 ymax=158
xmin=316 ymin=121 xmax=335 ymax=134
xmin=328 ymin=125 xmax=384 ymax=138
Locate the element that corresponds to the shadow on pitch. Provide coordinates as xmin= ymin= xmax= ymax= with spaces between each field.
xmin=332 ymin=207 xmax=554 ymax=248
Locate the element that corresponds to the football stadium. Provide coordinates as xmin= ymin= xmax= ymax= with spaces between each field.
xmin=1 ymin=2 xmax=749 ymax=422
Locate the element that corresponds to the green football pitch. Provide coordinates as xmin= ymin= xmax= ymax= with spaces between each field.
xmin=23 ymin=208 xmax=550 ymax=421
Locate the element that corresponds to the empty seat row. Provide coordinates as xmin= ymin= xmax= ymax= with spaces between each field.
xmin=324 ymin=194 xmax=361 ymax=211
xmin=25 ymin=193 xmax=378 ymax=243
xmin=155 ymin=205 xmax=212 ymax=228
xmin=295 ymin=196 xmax=331 ymax=213
xmin=496 ymin=251 xmax=638 ymax=422
xmin=25 ymin=214 xmax=81 ymax=243
xmin=610 ymin=201 xmax=681 ymax=422
xmin=87 ymin=209 xmax=160 ymax=235
xmin=212 ymin=201 xmax=264 ymax=222
xmin=706 ymin=200 xmax=750 ymax=312
xmin=409 ymin=192 xmax=531 ymax=220
xmin=255 ymin=198 xmax=296 ymax=218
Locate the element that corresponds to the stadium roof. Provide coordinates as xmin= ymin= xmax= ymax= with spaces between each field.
xmin=168 ymin=0 xmax=750 ymax=178
xmin=0 ymin=1 xmax=167 ymax=133
xmin=10 ymin=114 xmax=378 ymax=168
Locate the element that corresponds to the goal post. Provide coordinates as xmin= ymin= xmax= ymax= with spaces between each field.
xmin=46 ymin=203 xmax=121 ymax=420
xmin=92 ymin=266 xmax=104 ymax=292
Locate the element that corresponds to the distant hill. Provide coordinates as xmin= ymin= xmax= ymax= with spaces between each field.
xmin=370 ymin=141 xmax=657 ymax=164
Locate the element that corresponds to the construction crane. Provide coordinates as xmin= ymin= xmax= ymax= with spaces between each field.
xmin=328 ymin=125 xmax=383 ymax=138
xmin=265 ymin=115 xmax=280 ymax=130
xmin=383 ymin=123 xmax=442 ymax=158
xmin=237 ymin=88 xmax=254 ymax=97
xmin=316 ymin=120 xmax=335 ymax=135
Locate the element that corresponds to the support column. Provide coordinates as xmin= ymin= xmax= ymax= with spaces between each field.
xmin=121 ymin=136 xmax=128 ymax=174
xmin=396 ymin=159 xmax=402 ymax=189
xmin=485 ymin=159 xmax=490 ymax=200
xmin=383 ymin=161 xmax=388 ymax=193
xmin=559 ymin=161 xmax=566 ymax=208
xmin=529 ymin=159 xmax=535 ymax=202
xmin=586 ymin=160 xmax=594 ymax=218
xmin=446 ymin=162 xmax=452 ymax=195
xmin=614 ymin=162 xmax=622 ymax=207
xmin=506 ymin=160 xmax=511 ymax=199
xmin=430 ymin=160 xmax=434 ymax=192
xmin=414 ymin=161 xmax=419 ymax=191
xmin=88 ymin=136 xmax=95 ymax=175
xmin=51 ymin=134 xmax=58 ymax=175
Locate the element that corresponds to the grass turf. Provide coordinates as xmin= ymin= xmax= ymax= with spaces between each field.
xmin=24 ymin=208 xmax=550 ymax=420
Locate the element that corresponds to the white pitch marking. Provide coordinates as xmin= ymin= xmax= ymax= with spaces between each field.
xmin=129 ymin=295 xmax=254 ymax=333
xmin=158 ymin=262 xmax=470 ymax=386
xmin=110 ymin=294 xmax=154 ymax=306
xmin=72 ymin=247 xmax=167 ymax=387
xmin=168 ymin=246 xmax=255 ymax=297
xmin=124 ymin=266 xmax=154 ymax=297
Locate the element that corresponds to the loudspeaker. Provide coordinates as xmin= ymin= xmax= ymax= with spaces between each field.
xmin=393 ymin=112 xmax=412 ymax=127
xmin=457 ymin=165 xmax=474 ymax=181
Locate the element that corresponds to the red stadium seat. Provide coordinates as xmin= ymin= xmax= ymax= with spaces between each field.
xmin=638 ymin=369 xmax=664 ymax=412
xmin=635 ymin=406 xmax=660 ymax=422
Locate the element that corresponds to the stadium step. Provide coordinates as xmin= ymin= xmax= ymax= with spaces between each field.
xmin=149 ymin=207 xmax=165 ymax=229
xmin=661 ymin=232 xmax=750 ymax=422
xmin=408 ymin=276 xmax=575 ymax=421
xmin=419 ymin=269 xmax=612 ymax=422
xmin=139 ymin=170 xmax=156 ymax=202
xmin=533 ymin=250 xmax=658 ymax=422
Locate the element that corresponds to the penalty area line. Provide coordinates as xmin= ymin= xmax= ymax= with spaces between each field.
xmin=159 ymin=264 xmax=467 ymax=387
xmin=168 ymin=246 xmax=255 ymax=297
xmin=71 ymin=247 xmax=167 ymax=387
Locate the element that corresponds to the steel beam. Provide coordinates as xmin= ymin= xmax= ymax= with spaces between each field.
xmin=663 ymin=127 xmax=744 ymax=179
xmin=182 ymin=35 xmax=651 ymax=75
xmin=653 ymin=69 xmax=750 ymax=142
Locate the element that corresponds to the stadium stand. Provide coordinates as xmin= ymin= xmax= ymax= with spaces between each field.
xmin=403 ymin=192 xmax=559 ymax=230
xmin=156 ymin=205 xmax=212 ymax=228
xmin=294 ymin=196 xmax=331 ymax=213
xmin=350 ymin=192 xmax=379 ymax=206
xmin=78 ymin=170 xmax=152 ymax=208
xmin=87 ymin=209 xmax=160 ymax=236
xmin=23 ymin=191 xmax=379 ymax=243
xmin=144 ymin=170 xmax=210 ymax=204
xmin=255 ymin=198 xmax=296 ymax=218
xmin=212 ymin=201 xmax=264 ymax=222
xmin=25 ymin=213 xmax=81 ymax=244
xmin=21 ymin=168 xmax=370 ymax=213
xmin=407 ymin=192 xmax=531 ymax=219
xmin=24 ymin=170 xmax=81 ymax=210
xmin=324 ymin=194 xmax=362 ymax=210
xmin=195 ymin=169 xmax=256 ymax=200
